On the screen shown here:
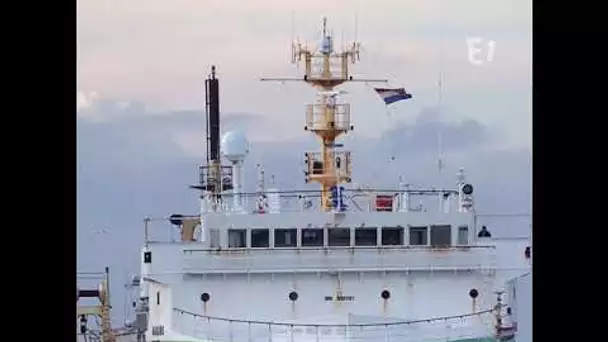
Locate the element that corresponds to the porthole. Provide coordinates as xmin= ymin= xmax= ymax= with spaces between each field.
xmin=288 ymin=291 xmax=299 ymax=301
xmin=201 ymin=292 xmax=211 ymax=302
xmin=469 ymin=289 xmax=478 ymax=299
xmin=381 ymin=290 xmax=391 ymax=300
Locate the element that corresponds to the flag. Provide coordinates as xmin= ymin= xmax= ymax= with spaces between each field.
xmin=374 ymin=88 xmax=413 ymax=105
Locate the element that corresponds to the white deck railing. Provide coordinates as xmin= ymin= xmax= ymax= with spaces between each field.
xmin=182 ymin=247 xmax=497 ymax=274
xmin=171 ymin=308 xmax=496 ymax=342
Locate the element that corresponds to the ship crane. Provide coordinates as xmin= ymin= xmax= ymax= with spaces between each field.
xmin=77 ymin=267 xmax=115 ymax=342
xmin=261 ymin=17 xmax=388 ymax=211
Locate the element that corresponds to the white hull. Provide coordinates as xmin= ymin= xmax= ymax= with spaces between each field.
xmin=141 ymin=239 xmax=530 ymax=342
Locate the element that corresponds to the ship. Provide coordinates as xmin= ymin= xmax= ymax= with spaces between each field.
xmin=115 ymin=17 xmax=531 ymax=342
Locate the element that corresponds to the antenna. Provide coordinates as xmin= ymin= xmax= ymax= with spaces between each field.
xmin=290 ymin=11 xmax=295 ymax=42
xmin=322 ymin=17 xmax=327 ymax=36
xmin=353 ymin=12 xmax=361 ymax=62
xmin=354 ymin=12 xmax=359 ymax=43
xmin=436 ymin=6 xmax=446 ymax=176
xmin=290 ymin=11 xmax=296 ymax=64
xmin=290 ymin=12 xmax=303 ymax=65
xmin=435 ymin=71 xmax=445 ymax=175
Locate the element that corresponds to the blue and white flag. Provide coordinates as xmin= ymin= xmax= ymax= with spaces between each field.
xmin=374 ymin=87 xmax=413 ymax=105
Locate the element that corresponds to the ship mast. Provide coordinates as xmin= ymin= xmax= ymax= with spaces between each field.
xmin=261 ymin=17 xmax=387 ymax=211
xmin=191 ymin=66 xmax=234 ymax=213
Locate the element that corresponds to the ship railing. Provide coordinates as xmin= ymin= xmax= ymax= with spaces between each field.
xmin=306 ymin=57 xmax=350 ymax=81
xmin=305 ymin=151 xmax=352 ymax=183
xmin=474 ymin=213 xmax=531 ymax=239
xmin=305 ymin=103 xmax=351 ymax=132
xmin=181 ymin=246 xmax=497 ymax=274
xmin=198 ymin=188 xmax=460 ymax=214
xmin=172 ymin=307 xmax=495 ymax=342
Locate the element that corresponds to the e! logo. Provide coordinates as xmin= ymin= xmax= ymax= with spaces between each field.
xmin=466 ymin=37 xmax=496 ymax=66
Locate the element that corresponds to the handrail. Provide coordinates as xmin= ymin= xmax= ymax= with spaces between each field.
xmin=182 ymin=245 xmax=496 ymax=253
xmin=173 ymin=308 xmax=495 ymax=328
xmin=201 ymin=188 xmax=460 ymax=197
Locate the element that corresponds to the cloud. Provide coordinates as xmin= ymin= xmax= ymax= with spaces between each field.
xmin=382 ymin=106 xmax=496 ymax=154
xmin=76 ymin=0 xmax=531 ymax=149
xmin=76 ymin=0 xmax=531 ymax=117
xmin=77 ymin=91 xmax=99 ymax=112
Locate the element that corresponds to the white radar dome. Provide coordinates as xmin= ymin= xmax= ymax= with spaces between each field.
xmin=221 ymin=130 xmax=250 ymax=162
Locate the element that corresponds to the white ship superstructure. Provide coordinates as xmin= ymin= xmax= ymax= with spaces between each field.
xmin=124 ymin=18 xmax=531 ymax=342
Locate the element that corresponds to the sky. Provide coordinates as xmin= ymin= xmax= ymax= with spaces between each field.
xmin=77 ymin=0 xmax=532 ymax=325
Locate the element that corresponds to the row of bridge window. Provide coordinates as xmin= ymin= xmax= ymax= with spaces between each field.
xmin=215 ymin=225 xmax=470 ymax=249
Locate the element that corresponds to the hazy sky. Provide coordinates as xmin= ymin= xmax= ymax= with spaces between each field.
xmin=77 ymin=0 xmax=531 ymax=324
xmin=78 ymin=0 xmax=531 ymax=145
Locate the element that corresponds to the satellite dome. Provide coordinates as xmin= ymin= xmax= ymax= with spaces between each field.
xmin=221 ymin=130 xmax=250 ymax=162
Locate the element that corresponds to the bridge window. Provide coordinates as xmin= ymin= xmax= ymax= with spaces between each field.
xmin=328 ymin=228 xmax=351 ymax=246
xmin=409 ymin=226 xmax=428 ymax=246
xmin=302 ymin=228 xmax=324 ymax=247
xmin=355 ymin=228 xmax=377 ymax=246
xmin=430 ymin=225 xmax=452 ymax=247
xmin=457 ymin=226 xmax=469 ymax=245
xmin=251 ymin=229 xmax=270 ymax=248
xmin=382 ymin=226 xmax=404 ymax=246
xmin=275 ymin=228 xmax=297 ymax=247
xmin=228 ymin=229 xmax=246 ymax=248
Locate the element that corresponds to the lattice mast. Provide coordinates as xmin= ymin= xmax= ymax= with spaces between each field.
xmin=261 ymin=17 xmax=386 ymax=211
xmin=77 ymin=267 xmax=115 ymax=342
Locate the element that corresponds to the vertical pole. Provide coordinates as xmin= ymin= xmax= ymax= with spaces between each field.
xmin=105 ymin=266 xmax=111 ymax=308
